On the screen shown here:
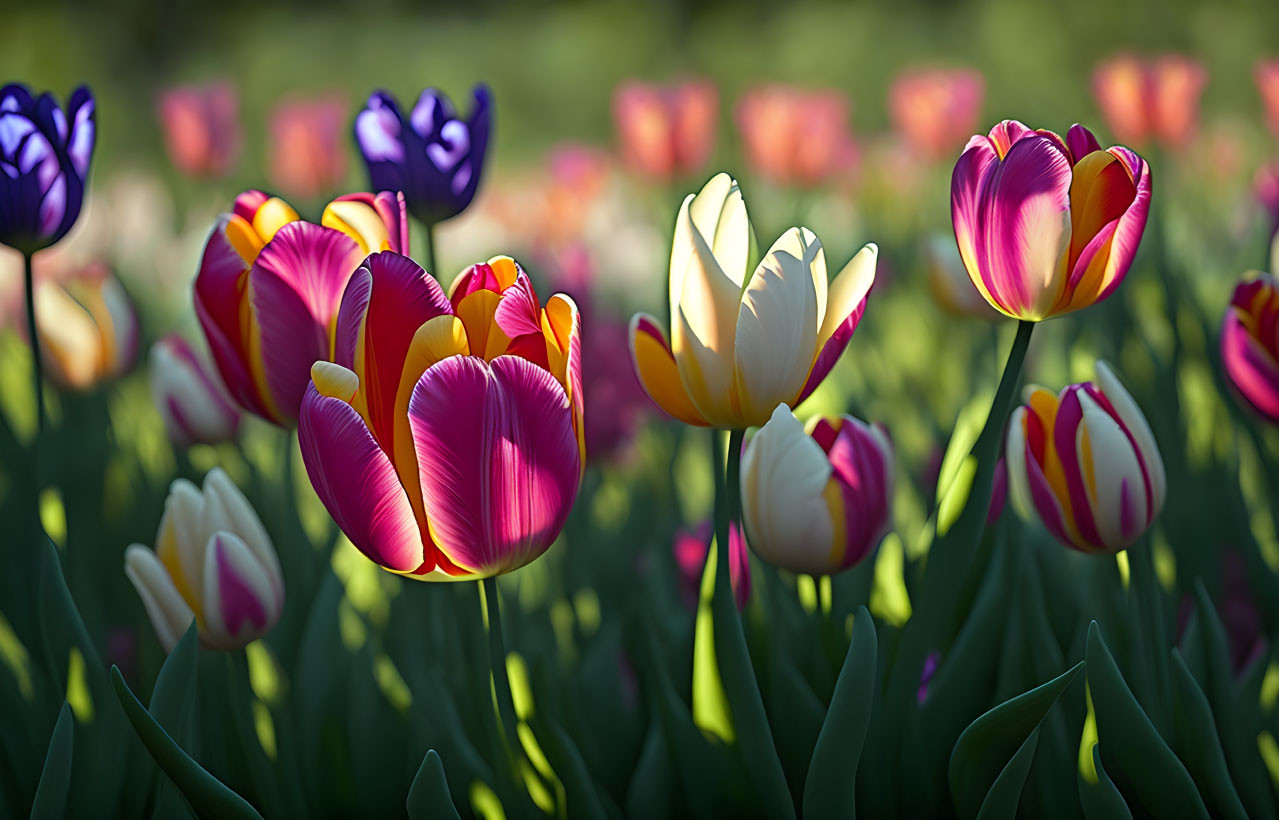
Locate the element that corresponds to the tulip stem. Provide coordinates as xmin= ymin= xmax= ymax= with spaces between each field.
xmin=423 ymin=221 xmax=439 ymax=276
xmin=22 ymin=252 xmax=45 ymax=438
xmin=716 ymin=429 xmax=745 ymax=594
xmin=479 ymin=576 xmax=521 ymax=773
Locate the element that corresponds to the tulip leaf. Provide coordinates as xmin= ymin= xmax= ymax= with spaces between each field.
xmin=1084 ymin=621 xmax=1209 ymax=819
xmin=974 ymin=727 xmax=1039 ymax=820
xmin=531 ymin=713 xmax=611 ymax=820
xmin=949 ymin=660 xmax=1083 ymax=820
xmin=406 ymin=750 xmax=461 ymax=820
xmin=30 ymin=702 xmax=74 ymax=820
xmin=803 ymin=605 xmax=878 ymax=820
xmin=150 ymin=622 xmax=198 ymax=737
xmin=1168 ymin=649 xmax=1248 ymax=820
xmin=1078 ymin=744 xmax=1132 ymax=820
xmin=111 ymin=665 xmax=264 ymax=820
xmin=625 ymin=725 xmax=678 ymax=819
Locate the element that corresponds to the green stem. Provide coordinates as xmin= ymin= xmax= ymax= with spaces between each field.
xmin=423 ymin=220 xmax=438 ymax=276
xmin=480 ymin=576 xmax=520 ymax=770
xmin=23 ymin=251 xmax=45 ymax=437
xmin=716 ymin=429 xmax=745 ymax=594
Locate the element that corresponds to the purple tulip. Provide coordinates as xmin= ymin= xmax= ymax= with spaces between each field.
xmin=354 ymin=86 xmax=491 ymax=227
xmin=0 ymin=84 xmax=94 ymax=254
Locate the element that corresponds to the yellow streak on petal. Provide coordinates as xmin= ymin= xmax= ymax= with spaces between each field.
xmin=243 ymin=278 xmax=285 ymax=423
xmin=822 ymin=478 xmax=847 ymax=571
xmin=322 ymin=200 xmax=389 ymax=255
xmin=454 ymin=289 xmax=508 ymax=361
xmin=630 ymin=317 xmax=708 ymax=427
xmin=226 ymin=215 xmax=266 ymax=266
xmin=155 ymin=515 xmax=205 ymax=627
xmin=486 ymin=256 xmax=521 ymax=289
xmin=1080 ymin=424 xmax=1098 ymax=504
xmin=251 ymin=197 xmax=300 ymax=244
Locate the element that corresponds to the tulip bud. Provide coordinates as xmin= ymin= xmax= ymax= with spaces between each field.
xmin=268 ymin=95 xmax=348 ymax=200
xmin=157 ymin=81 xmax=241 ymax=178
xmin=1220 ymin=273 xmax=1279 ymax=425
xmin=1006 ymin=361 xmax=1166 ymax=553
xmin=613 ymin=80 xmax=717 ymax=181
xmin=125 ymin=468 xmax=284 ymax=651
xmin=34 ymin=260 xmax=138 ymax=390
xmin=741 ymin=405 xmax=893 ymax=576
xmin=149 ymin=334 xmax=241 ymax=448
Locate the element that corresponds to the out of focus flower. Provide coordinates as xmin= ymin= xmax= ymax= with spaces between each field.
xmin=1093 ymin=55 xmax=1207 ymax=150
xmin=157 ymin=82 xmax=240 ymax=178
xmin=1256 ymin=60 xmax=1279 ymax=139
xmin=34 ymin=259 xmax=137 ymax=390
xmin=888 ymin=68 xmax=984 ymax=160
xmin=918 ymin=651 xmax=940 ymax=703
xmin=1221 ymin=273 xmax=1279 ymax=425
xmin=613 ymin=80 xmax=717 ymax=181
xmin=299 ymin=252 xmax=582 ymax=579
xmin=951 ymin=121 xmax=1151 ymax=321
xmin=735 ymin=86 xmax=857 ymax=187
xmin=354 ymin=86 xmax=491 ymax=226
xmin=1007 ymin=361 xmax=1165 ymax=553
xmin=672 ymin=520 xmax=751 ymax=611
xmin=194 ymin=189 xmax=407 ymax=426
xmin=630 ymin=173 xmax=876 ymax=429
xmin=741 ymin=405 xmax=893 ymax=576
xmin=1256 ymin=161 xmax=1279 ymax=240
xmin=926 ymin=447 xmax=1007 ymax=525
xmin=268 ymin=95 xmax=348 ymax=200
xmin=0 ymin=84 xmax=95 ymax=254
xmin=925 ymin=235 xmax=998 ymax=319
xmin=125 ymin=468 xmax=284 ymax=652
xmin=150 ymin=334 xmax=241 ymax=448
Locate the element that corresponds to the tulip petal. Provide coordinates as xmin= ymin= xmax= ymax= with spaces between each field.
xmin=200 ymin=532 xmax=275 ymax=650
xmin=1076 ymin=388 xmax=1148 ymax=550
xmin=124 ymin=545 xmax=194 ymax=654
xmin=201 ymin=467 xmax=282 ymax=602
xmin=826 ymin=417 xmax=892 ymax=568
xmin=629 ymin=314 xmax=707 ymax=426
xmin=1223 ymin=308 xmax=1279 ymax=423
xmin=408 ymin=355 xmax=580 ymax=576
xmin=797 ymin=243 xmax=876 ymax=405
xmin=1093 ymin=361 xmax=1166 ymax=513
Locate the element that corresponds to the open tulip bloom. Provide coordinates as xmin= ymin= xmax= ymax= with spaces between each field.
xmin=630 ymin=172 xmax=876 ymax=429
xmin=299 ymin=252 xmax=583 ymax=580
xmin=1221 ymin=273 xmax=1279 ymax=424
xmin=194 ymin=189 xmax=408 ymax=426
xmin=1007 ymin=361 xmax=1166 ymax=553
xmin=951 ymin=121 xmax=1151 ymax=321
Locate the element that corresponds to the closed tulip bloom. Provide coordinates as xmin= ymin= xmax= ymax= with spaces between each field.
xmin=125 ymin=467 xmax=284 ymax=652
xmin=735 ymin=86 xmax=856 ymax=187
xmin=194 ymin=189 xmax=408 ymax=426
xmin=613 ymin=80 xmax=717 ymax=181
xmin=741 ymin=405 xmax=893 ymax=576
xmin=889 ymin=68 xmax=985 ymax=160
xmin=268 ymin=95 xmax=348 ymax=200
xmin=630 ymin=173 xmax=876 ymax=429
xmin=0 ymin=84 xmax=94 ymax=254
xmin=34 ymin=260 xmax=137 ymax=390
xmin=1221 ymin=274 xmax=1279 ymax=424
xmin=1007 ymin=361 xmax=1166 ymax=553
xmin=1256 ymin=60 xmax=1279 ymax=140
xmin=150 ymin=334 xmax=241 ymax=448
xmin=1093 ymin=55 xmax=1207 ymax=150
xmin=951 ymin=121 xmax=1152 ymax=321
xmin=157 ymin=81 xmax=240 ymax=178
xmin=354 ymin=86 xmax=491 ymax=225
xmin=299 ymin=252 xmax=582 ymax=579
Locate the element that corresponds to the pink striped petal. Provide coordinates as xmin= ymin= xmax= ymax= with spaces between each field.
xmin=826 ymin=418 xmax=892 ymax=569
xmin=1066 ymin=124 xmax=1102 ymax=163
xmin=298 ymin=385 xmax=425 ymax=573
xmin=329 ymin=191 xmax=409 ymax=253
xmin=1052 ymin=386 xmax=1104 ymax=549
xmin=1222 ymin=309 xmax=1279 ymax=423
xmin=249 ymin=222 xmax=364 ymax=421
xmin=408 ymin=355 xmax=581 ymax=576
xmin=796 ymin=293 xmax=868 ymax=405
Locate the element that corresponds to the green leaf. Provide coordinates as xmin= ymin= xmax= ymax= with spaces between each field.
xmin=406 ymin=750 xmax=461 ymax=820
xmin=949 ymin=660 xmax=1083 ymax=819
xmin=803 ymin=605 xmax=878 ymax=820
xmin=625 ymin=725 xmax=678 ymax=819
xmin=1169 ymin=650 xmax=1248 ymax=820
xmin=1085 ymin=622 xmax=1208 ymax=819
xmin=150 ymin=622 xmax=198 ymax=736
xmin=532 ymin=713 xmax=611 ymax=820
xmin=30 ymin=702 xmax=74 ymax=820
xmin=111 ymin=665 xmax=264 ymax=820
xmin=1078 ymin=744 xmax=1131 ymax=820
xmin=975 ymin=728 xmax=1039 ymax=820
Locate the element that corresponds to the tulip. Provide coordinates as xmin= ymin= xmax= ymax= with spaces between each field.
xmin=924 ymin=235 xmax=999 ymax=319
xmin=194 ymin=188 xmax=408 ymax=426
xmin=0 ymin=83 xmax=95 ymax=254
xmin=157 ymin=81 xmax=240 ymax=178
xmin=150 ymin=334 xmax=241 ymax=448
xmin=298 ymin=251 xmax=583 ymax=579
xmin=1256 ymin=160 xmax=1279 ymax=243
xmin=268 ymin=95 xmax=348 ymax=200
xmin=1092 ymin=54 xmax=1206 ymax=150
xmin=34 ymin=259 xmax=137 ymax=390
xmin=672 ymin=520 xmax=751 ymax=611
xmin=735 ymin=86 xmax=857 ymax=187
xmin=354 ymin=86 xmax=491 ymax=226
xmin=951 ymin=121 xmax=1152 ymax=321
xmin=740 ymin=404 xmax=893 ymax=576
xmin=1256 ymin=60 xmax=1279 ymax=140
xmin=124 ymin=467 xmax=284 ymax=652
xmin=1220 ymin=273 xmax=1279 ymax=425
xmin=630 ymin=173 xmax=876 ymax=429
xmin=1006 ymin=361 xmax=1166 ymax=553
xmin=888 ymin=68 xmax=985 ymax=160
xmin=613 ymin=80 xmax=717 ymax=181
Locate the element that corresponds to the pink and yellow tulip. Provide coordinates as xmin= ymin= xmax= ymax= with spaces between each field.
xmin=194 ymin=189 xmax=408 ymax=426
xmin=630 ymin=173 xmax=876 ymax=429
xmin=299 ymin=252 xmax=583 ymax=579
xmin=1256 ymin=60 xmax=1279 ymax=140
xmin=888 ymin=68 xmax=984 ymax=160
xmin=1007 ymin=361 xmax=1166 ymax=553
xmin=1093 ymin=54 xmax=1207 ymax=150
xmin=1221 ymin=273 xmax=1279 ymax=425
xmin=951 ymin=121 xmax=1151 ymax=321
xmin=613 ymin=80 xmax=717 ymax=181
xmin=740 ymin=405 xmax=893 ymax=576
xmin=735 ymin=86 xmax=857 ymax=187
xmin=34 ymin=259 xmax=138 ymax=390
